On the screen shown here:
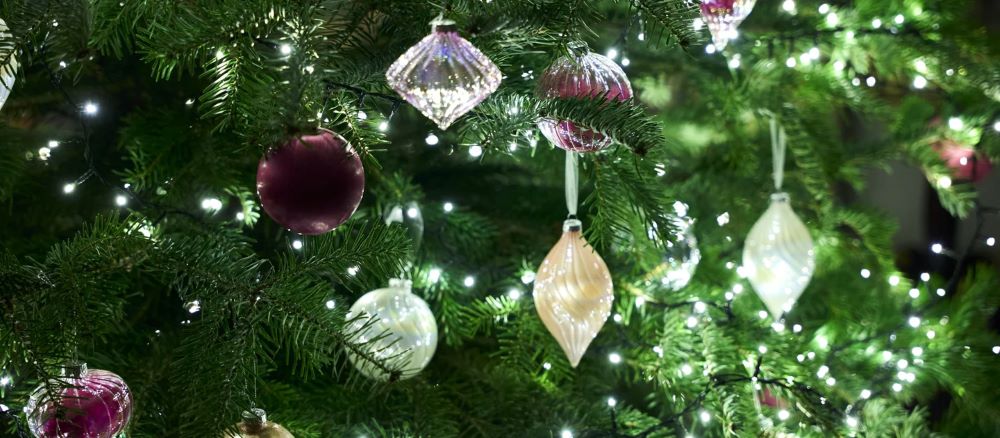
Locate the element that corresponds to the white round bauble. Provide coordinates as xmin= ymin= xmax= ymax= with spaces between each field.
xmin=742 ymin=193 xmax=815 ymax=317
xmin=345 ymin=279 xmax=437 ymax=381
xmin=0 ymin=18 xmax=18 ymax=111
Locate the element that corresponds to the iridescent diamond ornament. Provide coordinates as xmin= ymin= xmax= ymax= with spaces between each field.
xmin=700 ymin=0 xmax=758 ymax=50
xmin=536 ymin=41 xmax=633 ymax=153
xmin=386 ymin=18 xmax=502 ymax=130
xmin=659 ymin=202 xmax=700 ymax=292
xmin=742 ymin=193 xmax=815 ymax=317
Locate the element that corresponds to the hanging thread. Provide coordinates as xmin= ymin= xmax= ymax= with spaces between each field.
xmin=565 ymin=151 xmax=579 ymax=217
xmin=769 ymin=116 xmax=787 ymax=191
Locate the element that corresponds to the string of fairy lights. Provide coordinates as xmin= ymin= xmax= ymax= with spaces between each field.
xmin=2 ymin=2 xmax=999 ymax=437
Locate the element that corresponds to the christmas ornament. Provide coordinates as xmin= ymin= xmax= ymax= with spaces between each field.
xmin=536 ymin=41 xmax=632 ymax=153
xmin=256 ymin=131 xmax=365 ymax=235
xmin=743 ymin=192 xmax=815 ymax=317
xmin=345 ymin=279 xmax=437 ymax=381
xmin=25 ymin=364 xmax=133 ymax=438
xmin=658 ymin=202 xmax=700 ymax=292
xmin=383 ymin=201 xmax=424 ymax=250
xmin=222 ymin=409 xmax=294 ymax=438
xmin=386 ymin=17 xmax=502 ymax=130
xmin=0 ymin=18 xmax=17 ymax=111
xmin=933 ymin=139 xmax=992 ymax=183
xmin=533 ymin=218 xmax=614 ymax=367
xmin=699 ymin=0 xmax=757 ymax=50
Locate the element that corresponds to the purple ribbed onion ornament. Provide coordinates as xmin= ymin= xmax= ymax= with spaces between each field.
xmin=257 ymin=131 xmax=365 ymax=235
xmin=386 ymin=18 xmax=502 ymax=130
xmin=700 ymin=0 xmax=757 ymax=50
xmin=536 ymin=42 xmax=633 ymax=153
xmin=26 ymin=364 xmax=133 ymax=438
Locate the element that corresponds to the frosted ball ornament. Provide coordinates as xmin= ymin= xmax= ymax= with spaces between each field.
xmin=0 ymin=18 xmax=18 ymax=111
xmin=742 ymin=193 xmax=815 ymax=317
xmin=533 ymin=219 xmax=614 ymax=367
xmin=222 ymin=409 xmax=294 ymax=438
xmin=536 ymin=41 xmax=633 ymax=153
xmin=386 ymin=18 xmax=502 ymax=130
xmin=345 ymin=279 xmax=438 ymax=381
xmin=659 ymin=213 xmax=700 ymax=292
xmin=25 ymin=364 xmax=133 ymax=438
xmin=700 ymin=0 xmax=758 ymax=50
xmin=383 ymin=201 xmax=425 ymax=251
xmin=256 ymin=130 xmax=365 ymax=235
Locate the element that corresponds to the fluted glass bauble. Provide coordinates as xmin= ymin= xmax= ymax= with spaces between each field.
xmin=742 ymin=193 xmax=815 ymax=317
xmin=700 ymin=0 xmax=758 ymax=50
xmin=536 ymin=42 xmax=632 ymax=153
xmin=386 ymin=19 xmax=502 ymax=130
xmin=533 ymin=219 xmax=614 ymax=367
xmin=659 ymin=213 xmax=700 ymax=292
xmin=25 ymin=364 xmax=133 ymax=438
xmin=222 ymin=409 xmax=294 ymax=438
xmin=0 ymin=18 xmax=17 ymax=111
xmin=345 ymin=279 xmax=438 ymax=380
xmin=384 ymin=201 xmax=424 ymax=250
xmin=256 ymin=131 xmax=365 ymax=235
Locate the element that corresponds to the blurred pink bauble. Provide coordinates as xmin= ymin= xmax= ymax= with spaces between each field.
xmin=700 ymin=0 xmax=757 ymax=50
xmin=536 ymin=41 xmax=632 ymax=153
xmin=26 ymin=364 xmax=133 ymax=438
xmin=934 ymin=139 xmax=993 ymax=182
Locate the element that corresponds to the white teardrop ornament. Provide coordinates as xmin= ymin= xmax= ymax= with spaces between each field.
xmin=742 ymin=193 xmax=815 ymax=317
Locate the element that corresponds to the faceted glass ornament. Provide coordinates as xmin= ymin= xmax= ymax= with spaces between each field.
xmin=0 ymin=18 xmax=17 ymax=111
xmin=533 ymin=219 xmax=614 ymax=367
xmin=345 ymin=279 xmax=438 ymax=381
xmin=659 ymin=208 xmax=700 ymax=292
xmin=742 ymin=193 xmax=815 ymax=317
xmin=536 ymin=41 xmax=633 ymax=153
xmin=386 ymin=19 xmax=502 ymax=130
xmin=700 ymin=0 xmax=758 ymax=50
xmin=26 ymin=364 xmax=133 ymax=438
xmin=222 ymin=409 xmax=294 ymax=438
xmin=383 ymin=201 xmax=424 ymax=251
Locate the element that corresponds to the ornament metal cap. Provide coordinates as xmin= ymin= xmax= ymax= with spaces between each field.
xmin=566 ymin=41 xmax=591 ymax=57
xmin=241 ymin=408 xmax=268 ymax=432
xmin=59 ymin=362 xmax=87 ymax=378
xmin=563 ymin=218 xmax=583 ymax=232
xmin=430 ymin=17 xmax=457 ymax=32
xmin=770 ymin=192 xmax=790 ymax=203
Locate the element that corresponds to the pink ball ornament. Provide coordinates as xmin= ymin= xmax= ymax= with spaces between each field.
xmin=25 ymin=364 xmax=133 ymax=438
xmin=536 ymin=41 xmax=633 ymax=153
xmin=933 ymin=139 xmax=992 ymax=183
xmin=257 ymin=131 xmax=365 ymax=235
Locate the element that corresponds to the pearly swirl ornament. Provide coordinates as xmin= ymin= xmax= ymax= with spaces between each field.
xmin=742 ymin=193 xmax=815 ymax=317
xmin=533 ymin=219 xmax=614 ymax=367
xmin=1 ymin=18 xmax=18 ymax=111
xmin=345 ymin=279 xmax=438 ymax=381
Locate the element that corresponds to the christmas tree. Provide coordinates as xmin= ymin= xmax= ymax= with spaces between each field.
xmin=1 ymin=0 xmax=999 ymax=436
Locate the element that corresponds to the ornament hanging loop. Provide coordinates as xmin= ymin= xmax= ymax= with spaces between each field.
xmin=767 ymin=114 xmax=787 ymax=191
xmin=565 ymin=151 xmax=579 ymax=218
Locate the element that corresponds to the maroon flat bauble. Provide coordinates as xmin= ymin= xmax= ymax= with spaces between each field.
xmin=257 ymin=131 xmax=365 ymax=235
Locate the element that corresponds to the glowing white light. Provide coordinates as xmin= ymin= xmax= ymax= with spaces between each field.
xmin=405 ymin=207 xmax=419 ymax=219
xmin=912 ymin=347 xmax=924 ymax=356
xmin=686 ymin=316 xmax=699 ymax=328
xmin=716 ymin=212 xmax=730 ymax=226
xmin=936 ymin=288 xmax=946 ymax=297
xmin=63 ymin=183 xmax=76 ymax=194
xmin=325 ymin=299 xmax=336 ymax=309
xmin=920 ymin=272 xmax=930 ymax=282
xmin=897 ymin=359 xmax=909 ymax=369
xmin=871 ymin=18 xmax=882 ymax=28
xmin=443 ymin=202 xmax=454 ymax=213
xmin=866 ymin=76 xmax=877 ymax=87
xmin=681 ymin=363 xmax=693 ymax=375
xmin=292 ymin=240 xmax=303 ymax=250
xmin=946 ymin=68 xmax=955 ymax=76
xmin=846 ymin=416 xmax=859 ymax=428
xmin=987 ymin=237 xmax=996 ymax=247
xmin=0 ymin=376 xmax=10 ymax=386
xmin=48 ymin=140 xmax=60 ymax=148
xmin=817 ymin=365 xmax=829 ymax=378
xmin=347 ymin=266 xmax=359 ymax=276
xmin=927 ymin=330 xmax=936 ymax=339
xmin=758 ymin=310 xmax=768 ymax=320
xmin=463 ymin=276 xmax=475 ymax=288
xmin=280 ymin=44 xmax=292 ymax=55
xmin=888 ymin=275 xmax=900 ymax=286
xmin=994 ymin=121 xmax=1000 ymax=132
xmin=931 ymin=243 xmax=943 ymax=254
xmin=561 ymin=430 xmax=573 ymax=438
xmin=860 ymin=269 xmax=871 ymax=278
xmin=778 ymin=409 xmax=790 ymax=420
xmin=937 ymin=175 xmax=953 ymax=188
xmin=882 ymin=351 xmax=893 ymax=362
xmin=467 ymin=145 xmax=484 ymax=158
xmin=638 ymin=32 xmax=646 ymax=41
xmin=826 ymin=377 xmax=837 ymax=386
xmin=817 ymin=336 xmax=829 ymax=349
xmin=699 ymin=410 xmax=711 ymax=424
xmin=786 ymin=57 xmax=797 ymax=68
xmin=613 ymin=313 xmax=623 ymax=323
xmin=809 ymin=47 xmax=820 ymax=60
xmin=818 ymin=3 xmax=830 ymax=14
xmin=851 ymin=78 xmax=861 ymax=87
xmin=728 ymin=57 xmax=741 ymax=69
xmin=992 ymin=346 xmax=1000 ymax=354
xmin=793 ymin=324 xmax=803 ymax=333
xmin=423 ymin=133 xmax=442 ymax=147
xmin=826 ymin=12 xmax=839 ymax=27
xmin=635 ymin=296 xmax=646 ymax=307
xmin=378 ymin=121 xmax=389 ymax=132
xmin=913 ymin=75 xmax=927 ymax=89
xmin=732 ymin=284 xmax=743 ymax=294
xmin=653 ymin=346 xmax=664 ymax=357
xmin=796 ymin=354 xmax=805 ymax=362
xmin=694 ymin=301 xmax=707 ymax=313
xmin=705 ymin=44 xmax=717 ymax=55
xmin=521 ymin=270 xmax=536 ymax=284
xmin=724 ymin=291 xmax=735 ymax=301
xmin=236 ymin=212 xmax=245 ymax=221
xmin=758 ymin=345 xmax=768 ymax=354
xmin=693 ymin=18 xmax=704 ymax=31
xmin=187 ymin=300 xmax=201 ymax=313
xmin=606 ymin=48 xmax=619 ymax=60
xmin=543 ymin=362 xmax=552 ymax=370
xmin=201 ymin=197 xmax=223 ymax=212
xmin=781 ymin=0 xmax=796 ymax=13
xmin=115 ymin=195 xmax=128 ymax=206
xmin=908 ymin=316 xmax=921 ymax=328
xmin=83 ymin=102 xmax=99 ymax=115
xmin=621 ymin=57 xmax=630 ymax=67
xmin=948 ymin=117 xmax=964 ymax=130
xmin=772 ymin=322 xmax=785 ymax=332
xmin=607 ymin=397 xmax=617 ymax=407
xmin=894 ymin=14 xmax=905 ymax=24
xmin=909 ymin=288 xmax=919 ymax=299
xmin=892 ymin=383 xmax=903 ymax=392
xmin=608 ymin=352 xmax=622 ymax=364
xmin=860 ymin=389 xmax=872 ymax=399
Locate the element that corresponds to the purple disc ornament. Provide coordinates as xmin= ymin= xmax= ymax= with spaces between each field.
xmin=257 ymin=131 xmax=365 ymax=235
xmin=700 ymin=0 xmax=757 ymax=50
xmin=536 ymin=41 xmax=633 ymax=153
xmin=26 ymin=364 xmax=133 ymax=438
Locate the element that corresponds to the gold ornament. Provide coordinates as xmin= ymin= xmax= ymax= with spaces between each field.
xmin=533 ymin=219 xmax=614 ymax=367
xmin=222 ymin=409 xmax=294 ymax=438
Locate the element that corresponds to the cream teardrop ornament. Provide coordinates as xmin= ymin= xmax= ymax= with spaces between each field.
xmin=742 ymin=193 xmax=815 ymax=317
xmin=533 ymin=219 xmax=614 ymax=367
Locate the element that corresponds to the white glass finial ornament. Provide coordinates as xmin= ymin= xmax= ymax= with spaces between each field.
xmin=742 ymin=117 xmax=815 ymax=317
xmin=699 ymin=0 xmax=758 ymax=50
xmin=0 ymin=18 xmax=18 ymax=111
xmin=386 ymin=17 xmax=502 ymax=130
xmin=345 ymin=279 xmax=438 ymax=381
xmin=533 ymin=218 xmax=614 ymax=367
xmin=222 ymin=409 xmax=294 ymax=438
